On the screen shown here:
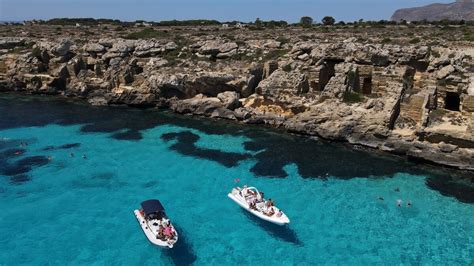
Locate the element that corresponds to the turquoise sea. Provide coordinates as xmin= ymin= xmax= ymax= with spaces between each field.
xmin=0 ymin=94 xmax=472 ymax=265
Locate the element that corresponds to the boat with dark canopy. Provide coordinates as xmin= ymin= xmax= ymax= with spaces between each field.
xmin=134 ymin=199 xmax=178 ymax=248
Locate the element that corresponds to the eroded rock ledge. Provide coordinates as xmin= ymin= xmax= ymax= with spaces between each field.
xmin=1 ymin=35 xmax=473 ymax=172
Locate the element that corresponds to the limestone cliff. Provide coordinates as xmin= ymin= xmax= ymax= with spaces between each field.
xmin=0 ymin=25 xmax=473 ymax=172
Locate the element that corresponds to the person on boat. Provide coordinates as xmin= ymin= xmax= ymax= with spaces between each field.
xmin=266 ymin=206 xmax=275 ymax=216
xmin=266 ymin=199 xmax=274 ymax=208
xmin=158 ymin=227 xmax=165 ymax=239
xmin=276 ymin=209 xmax=283 ymax=217
xmin=163 ymin=226 xmax=173 ymax=239
xmin=249 ymin=201 xmax=256 ymax=210
xmin=139 ymin=209 xmax=145 ymax=216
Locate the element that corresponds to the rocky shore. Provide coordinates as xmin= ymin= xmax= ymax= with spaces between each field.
xmin=1 ymin=24 xmax=473 ymax=172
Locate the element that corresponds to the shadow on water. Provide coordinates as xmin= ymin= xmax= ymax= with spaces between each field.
xmin=0 ymin=94 xmax=473 ymax=203
xmin=42 ymin=143 xmax=80 ymax=151
xmin=241 ymin=209 xmax=302 ymax=246
xmin=161 ymin=131 xmax=252 ymax=167
xmin=0 ymin=139 xmax=49 ymax=184
xmin=163 ymin=224 xmax=197 ymax=266
xmin=426 ymin=175 xmax=474 ymax=204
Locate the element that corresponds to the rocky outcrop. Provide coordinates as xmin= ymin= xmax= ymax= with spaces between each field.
xmin=1 ymin=33 xmax=473 ymax=172
xmin=391 ymin=0 xmax=474 ymax=22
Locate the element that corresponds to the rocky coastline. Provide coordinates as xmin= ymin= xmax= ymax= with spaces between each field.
xmin=1 ymin=24 xmax=473 ymax=173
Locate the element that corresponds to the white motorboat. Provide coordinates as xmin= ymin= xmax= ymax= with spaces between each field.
xmin=228 ymin=186 xmax=290 ymax=226
xmin=134 ymin=199 xmax=178 ymax=248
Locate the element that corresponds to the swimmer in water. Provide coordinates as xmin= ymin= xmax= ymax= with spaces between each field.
xmin=407 ymin=201 xmax=412 ymax=207
xmin=396 ymin=199 xmax=402 ymax=207
xmin=378 ymin=196 xmax=384 ymax=201
xmin=395 ymin=187 xmax=400 ymax=192
xmin=70 ymin=153 xmax=75 ymax=157
xmin=82 ymin=154 xmax=87 ymax=159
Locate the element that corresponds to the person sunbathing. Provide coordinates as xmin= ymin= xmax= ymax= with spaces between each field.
xmin=266 ymin=207 xmax=275 ymax=216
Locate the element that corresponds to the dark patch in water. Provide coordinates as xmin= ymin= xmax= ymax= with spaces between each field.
xmin=111 ymin=130 xmax=142 ymax=141
xmin=43 ymin=143 xmax=80 ymax=151
xmin=244 ymin=138 xmax=422 ymax=179
xmin=142 ymin=181 xmax=159 ymax=188
xmin=1 ymin=156 xmax=49 ymax=176
xmin=0 ymin=94 xmax=252 ymax=141
xmin=0 ymin=94 xmax=472 ymax=203
xmin=241 ymin=209 xmax=301 ymax=245
xmin=93 ymin=172 xmax=114 ymax=180
xmin=10 ymin=174 xmax=31 ymax=184
xmin=0 ymin=138 xmax=50 ymax=184
xmin=426 ymin=175 xmax=474 ymax=204
xmin=164 ymin=224 xmax=197 ymax=266
xmin=161 ymin=131 xmax=251 ymax=167
xmin=0 ymin=148 xmax=26 ymax=159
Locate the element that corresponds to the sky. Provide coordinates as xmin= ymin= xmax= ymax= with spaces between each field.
xmin=0 ymin=0 xmax=453 ymax=22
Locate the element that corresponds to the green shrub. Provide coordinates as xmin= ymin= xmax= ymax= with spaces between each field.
xmin=124 ymin=28 xmax=168 ymax=39
xmin=381 ymin=37 xmax=392 ymax=44
xmin=409 ymin=37 xmax=420 ymax=44
xmin=342 ymin=91 xmax=364 ymax=103
xmin=275 ymin=36 xmax=289 ymax=45
xmin=431 ymin=50 xmax=441 ymax=58
xmin=282 ymin=64 xmax=292 ymax=72
xmin=31 ymin=47 xmax=41 ymax=58
xmin=347 ymin=70 xmax=356 ymax=86
xmin=263 ymin=49 xmax=288 ymax=61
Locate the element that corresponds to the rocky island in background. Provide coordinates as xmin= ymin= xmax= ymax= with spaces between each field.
xmin=392 ymin=0 xmax=474 ymax=22
xmin=0 ymin=19 xmax=473 ymax=174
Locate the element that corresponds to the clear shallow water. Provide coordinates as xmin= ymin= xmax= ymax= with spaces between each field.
xmin=0 ymin=95 xmax=473 ymax=265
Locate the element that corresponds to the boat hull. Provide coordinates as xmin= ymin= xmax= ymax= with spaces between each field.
xmin=133 ymin=210 xmax=178 ymax=248
xmin=228 ymin=192 xmax=290 ymax=226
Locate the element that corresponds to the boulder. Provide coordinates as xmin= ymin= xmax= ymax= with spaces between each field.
xmin=217 ymin=91 xmax=241 ymax=110
xmin=0 ymin=37 xmax=26 ymax=49
xmin=439 ymin=142 xmax=458 ymax=153
xmin=88 ymin=96 xmax=108 ymax=106
xmin=53 ymin=39 xmax=72 ymax=56
xmin=83 ymin=43 xmax=106 ymax=53
xmin=210 ymin=108 xmax=236 ymax=120
xmin=371 ymin=53 xmax=390 ymax=66
xmin=256 ymin=69 xmax=309 ymax=97
xmin=198 ymin=41 xmax=238 ymax=56
xmin=437 ymin=65 xmax=455 ymax=79
xmin=170 ymin=94 xmax=223 ymax=115
xmin=262 ymin=61 xmax=278 ymax=80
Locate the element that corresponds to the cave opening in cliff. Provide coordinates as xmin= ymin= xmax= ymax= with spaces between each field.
xmin=445 ymin=91 xmax=460 ymax=111
xmin=362 ymin=77 xmax=372 ymax=95
xmin=317 ymin=60 xmax=340 ymax=91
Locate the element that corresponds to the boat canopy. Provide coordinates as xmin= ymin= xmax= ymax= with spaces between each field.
xmin=141 ymin=199 xmax=166 ymax=219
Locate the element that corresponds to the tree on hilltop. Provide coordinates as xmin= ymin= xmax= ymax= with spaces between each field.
xmin=322 ymin=16 xmax=336 ymax=25
xmin=300 ymin=16 xmax=313 ymax=27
